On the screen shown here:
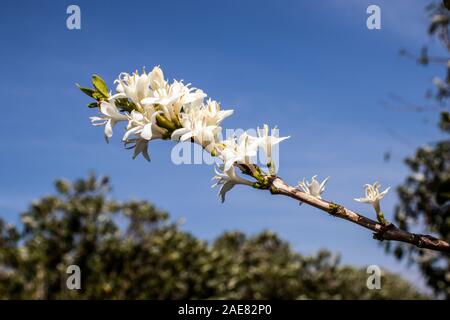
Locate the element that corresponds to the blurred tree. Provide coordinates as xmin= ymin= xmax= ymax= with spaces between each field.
xmin=0 ymin=175 xmax=424 ymax=299
xmin=385 ymin=1 xmax=450 ymax=298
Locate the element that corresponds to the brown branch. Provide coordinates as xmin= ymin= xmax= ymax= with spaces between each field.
xmin=266 ymin=177 xmax=450 ymax=253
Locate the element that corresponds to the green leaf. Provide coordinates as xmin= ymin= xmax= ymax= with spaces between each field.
xmin=87 ymin=102 xmax=99 ymax=108
xmin=445 ymin=0 xmax=450 ymax=11
xmin=91 ymin=74 xmax=109 ymax=98
xmin=436 ymin=179 xmax=450 ymax=205
xmin=156 ymin=114 xmax=177 ymax=131
xmin=76 ymin=83 xmax=96 ymax=98
xmin=92 ymin=91 xmax=105 ymax=100
xmin=439 ymin=111 xmax=450 ymax=133
xmin=115 ymin=98 xmax=136 ymax=113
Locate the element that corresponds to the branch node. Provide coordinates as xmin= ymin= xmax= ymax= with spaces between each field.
xmin=328 ymin=202 xmax=345 ymax=217
xmin=373 ymin=233 xmax=384 ymax=242
xmin=412 ymin=234 xmax=424 ymax=248
xmin=269 ymin=185 xmax=279 ymax=194
xmin=373 ymin=223 xmax=395 ymax=242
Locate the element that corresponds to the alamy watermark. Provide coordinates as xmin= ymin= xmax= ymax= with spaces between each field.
xmin=66 ymin=265 xmax=81 ymax=290
xmin=66 ymin=5 xmax=81 ymax=30
xmin=170 ymin=127 xmax=284 ymax=169
xmin=366 ymin=5 xmax=381 ymax=30
xmin=366 ymin=265 xmax=382 ymax=290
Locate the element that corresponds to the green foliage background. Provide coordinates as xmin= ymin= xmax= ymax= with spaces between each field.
xmin=385 ymin=2 xmax=450 ymax=299
xmin=0 ymin=175 xmax=424 ymax=299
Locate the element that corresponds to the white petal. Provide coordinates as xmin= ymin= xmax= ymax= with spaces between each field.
xmin=180 ymin=132 xmax=194 ymax=142
xmin=141 ymin=123 xmax=153 ymax=140
xmin=219 ymin=181 xmax=235 ymax=203
xmin=104 ymin=119 xmax=114 ymax=139
xmin=140 ymin=97 xmax=159 ymax=105
xmin=171 ymin=128 xmax=189 ymax=140
xmin=354 ymin=197 xmax=371 ymax=203
xmin=123 ymin=126 xmax=141 ymax=141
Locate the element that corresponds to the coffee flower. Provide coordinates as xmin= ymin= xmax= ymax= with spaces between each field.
xmin=171 ymin=99 xmax=233 ymax=150
xmin=81 ymin=66 xmax=289 ymax=197
xmin=90 ymin=100 xmax=128 ymax=140
xmin=219 ymin=133 xmax=259 ymax=171
xmin=113 ymin=67 xmax=208 ymax=159
xmin=203 ymin=99 xmax=234 ymax=126
xmin=354 ymin=182 xmax=390 ymax=225
xmin=256 ymin=124 xmax=290 ymax=174
xmin=297 ymin=175 xmax=329 ymax=199
xmin=124 ymin=138 xmax=150 ymax=161
xmin=142 ymin=80 xmax=204 ymax=106
xmin=123 ymin=110 xmax=166 ymax=142
xmin=141 ymin=80 xmax=206 ymax=123
xmin=212 ymin=165 xmax=254 ymax=202
xmin=114 ymin=67 xmax=161 ymax=105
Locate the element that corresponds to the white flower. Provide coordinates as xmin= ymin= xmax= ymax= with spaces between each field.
xmin=203 ymin=99 xmax=234 ymax=126
xmin=90 ymin=100 xmax=127 ymax=140
xmin=141 ymin=80 xmax=183 ymax=107
xmin=170 ymin=86 xmax=206 ymax=118
xmin=138 ymin=74 xmax=207 ymax=127
xmin=121 ymin=109 xmax=167 ymax=160
xmin=172 ymin=118 xmax=221 ymax=147
xmin=124 ymin=138 xmax=151 ymax=161
xmin=354 ymin=182 xmax=390 ymax=214
xmin=87 ymin=65 xmax=295 ymax=171
xmin=219 ymin=133 xmax=259 ymax=171
xmin=171 ymin=99 xmax=233 ymax=149
xmin=115 ymin=66 xmax=206 ymax=118
xmin=141 ymin=80 xmax=206 ymax=120
xmin=256 ymin=124 xmax=290 ymax=160
xmin=123 ymin=110 xmax=165 ymax=142
xmin=212 ymin=165 xmax=254 ymax=203
xmin=297 ymin=175 xmax=329 ymax=199
xmin=148 ymin=65 xmax=165 ymax=90
xmin=115 ymin=68 xmax=161 ymax=105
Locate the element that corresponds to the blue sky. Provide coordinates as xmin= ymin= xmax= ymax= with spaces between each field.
xmin=0 ymin=0 xmax=445 ymax=292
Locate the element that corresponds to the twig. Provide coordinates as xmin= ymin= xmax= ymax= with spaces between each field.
xmin=264 ymin=177 xmax=450 ymax=253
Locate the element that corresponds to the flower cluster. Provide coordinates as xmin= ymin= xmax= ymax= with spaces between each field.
xmin=80 ymin=65 xmax=393 ymax=226
xmin=80 ymin=66 xmax=289 ymax=201
xmin=90 ymin=66 xmax=210 ymax=159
